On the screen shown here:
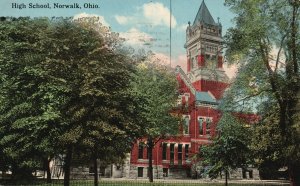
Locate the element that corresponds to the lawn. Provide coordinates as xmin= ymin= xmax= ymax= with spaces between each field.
xmin=0 ymin=179 xmax=290 ymax=186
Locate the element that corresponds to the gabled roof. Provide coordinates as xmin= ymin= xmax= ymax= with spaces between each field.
xmin=195 ymin=91 xmax=217 ymax=104
xmin=193 ymin=0 xmax=216 ymax=26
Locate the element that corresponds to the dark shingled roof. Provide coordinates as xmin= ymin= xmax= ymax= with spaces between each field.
xmin=193 ymin=0 xmax=216 ymax=26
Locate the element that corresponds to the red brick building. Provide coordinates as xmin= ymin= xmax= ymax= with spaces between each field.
xmin=128 ymin=1 xmax=231 ymax=179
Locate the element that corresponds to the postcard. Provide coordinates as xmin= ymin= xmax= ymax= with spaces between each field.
xmin=2 ymin=0 xmax=293 ymax=184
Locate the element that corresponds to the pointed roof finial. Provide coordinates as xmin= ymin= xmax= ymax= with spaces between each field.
xmin=193 ymin=0 xmax=216 ymax=26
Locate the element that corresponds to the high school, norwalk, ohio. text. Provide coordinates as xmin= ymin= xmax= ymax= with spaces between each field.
xmin=11 ymin=3 xmax=100 ymax=10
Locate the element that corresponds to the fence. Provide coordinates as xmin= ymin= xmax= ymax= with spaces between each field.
xmin=0 ymin=178 xmax=291 ymax=186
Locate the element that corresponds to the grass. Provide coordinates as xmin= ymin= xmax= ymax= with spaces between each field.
xmin=0 ymin=179 xmax=290 ymax=186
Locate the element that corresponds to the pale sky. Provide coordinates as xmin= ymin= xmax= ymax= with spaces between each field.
xmin=0 ymin=0 xmax=236 ymax=78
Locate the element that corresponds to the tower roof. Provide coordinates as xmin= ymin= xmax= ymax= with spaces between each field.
xmin=193 ymin=0 xmax=216 ymax=26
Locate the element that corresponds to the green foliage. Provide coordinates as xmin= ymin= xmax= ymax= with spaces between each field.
xmin=200 ymin=113 xmax=252 ymax=178
xmin=224 ymin=0 xmax=300 ymax=182
xmin=0 ymin=18 xmax=65 ymax=176
xmin=131 ymin=60 xmax=179 ymax=138
xmin=250 ymin=103 xmax=285 ymax=179
xmin=0 ymin=17 xmax=146 ymax=180
xmin=130 ymin=57 xmax=179 ymax=182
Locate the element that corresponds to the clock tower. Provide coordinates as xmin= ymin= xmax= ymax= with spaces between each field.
xmin=185 ymin=0 xmax=229 ymax=99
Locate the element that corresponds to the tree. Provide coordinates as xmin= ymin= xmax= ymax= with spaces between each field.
xmin=224 ymin=0 xmax=300 ymax=185
xmin=0 ymin=17 xmax=66 ymax=181
xmin=36 ymin=18 xmax=146 ymax=186
xmin=200 ymin=113 xmax=252 ymax=186
xmin=250 ymin=103 xmax=286 ymax=179
xmin=131 ymin=58 xmax=179 ymax=182
xmin=66 ymin=19 xmax=147 ymax=186
xmin=0 ymin=17 xmax=146 ymax=186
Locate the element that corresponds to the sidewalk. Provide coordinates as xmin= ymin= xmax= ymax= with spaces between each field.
xmin=99 ymin=177 xmax=290 ymax=185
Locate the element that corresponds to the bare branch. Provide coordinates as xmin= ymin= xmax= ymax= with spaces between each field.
xmin=274 ymin=34 xmax=287 ymax=73
xmin=233 ymin=88 xmax=268 ymax=104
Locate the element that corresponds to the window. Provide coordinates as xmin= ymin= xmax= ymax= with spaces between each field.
xmin=184 ymin=93 xmax=190 ymax=106
xmin=242 ymin=169 xmax=247 ymax=179
xmin=162 ymin=143 xmax=167 ymax=160
xmin=211 ymin=55 xmax=216 ymax=61
xmin=206 ymin=118 xmax=212 ymax=135
xmin=198 ymin=117 xmax=204 ymax=135
xmin=89 ymin=165 xmax=95 ymax=174
xmin=178 ymin=144 xmax=183 ymax=165
xmin=138 ymin=167 xmax=143 ymax=177
xmin=163 ymin=168 xmax=168 ymax=177
xmin=192 ymin=57 xmax=197 ymax=69
xmin=249 ymin=170 xmax=253 ymax=179
xmin=138 ymin=143 xmax=143 ymax=159
xmin=185 ymin=144 xmax=189 ymax=160
xmin=170 ymin=144 xmax=175 ymax=165
xmin=183 ymin=115 xmax=190 ymax=135
xmin=177 ymin=95 xmax=182 ymax=106
xmin=146 ymin=145 xmax=150 ymax=159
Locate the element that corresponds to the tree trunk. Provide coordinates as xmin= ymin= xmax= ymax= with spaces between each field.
xmin=225 ymin=170 xmax=228 ymax=186
xmin=289 ymin=163 xmax=300 ymax=186
xmin=147 ymin=136 xmax=154 ymax=182
xmin=64 ymin=146 xmax=73 ymax=186
xmin=93 ymin=156 xmax=98 ymax=186
xmin=46 ymin=158 xmax=52 ymax=183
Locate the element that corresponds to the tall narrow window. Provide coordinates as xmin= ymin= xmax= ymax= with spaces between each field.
xmin=178 ymin=144 xmax=182 ymax=165
xmin=198 ymin=117 xmax=204 ymax=135
xmin=146 ymin=146 xmax=149 ymax=159
xmin=184 ymin=93 xmax=189 ymax=107
xmin=138 ymin=143 xmax=143 ymax=159
xmin=163 ymin=168 xmax=168 ymax=177
xmin=138 ymin=167 xmax=143 ymax=177
xmin=183 ymin=115 xmax=189 ymax=135
xmin=206 ymin=118 xmax=212 ymax=135
xmin=162 ymin=143 xmax=167 ymax=160
xmin=192 ymin=57 xmax=197 ymax=69
xmin=185 ymin=144 xmax=189 ymax=160
xmin=170 ymin=144 xmax=175 ymax=165
xmin=177 ymin=95 xmax=182 ymax=106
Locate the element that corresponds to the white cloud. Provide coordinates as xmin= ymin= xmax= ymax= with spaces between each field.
xmin=119 ymin=28 xmax=153 ymax=46
xmin=143 ymin=2 xmax=177 ymax=28
xmin=115 ymin=15 xmax=134 ymax=25
xmin=149 ymin=53 xmax=187 ymax=71
xmin=173 ymin=54 xmax=187 ymax=71
xmin=114 ymin=3 xmax=177 ymax=28
xmin=177 ymin=24 xmax=188 ymax=32
xmin=150 ymin=53 xmax=170 ymax=66
xmin=73 ymin=12 xmax=109 ymax=27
